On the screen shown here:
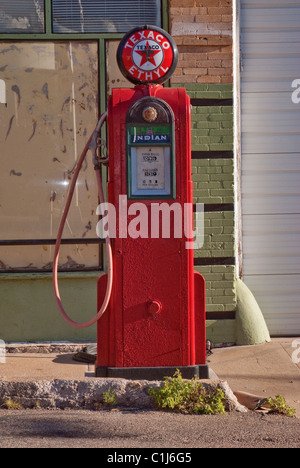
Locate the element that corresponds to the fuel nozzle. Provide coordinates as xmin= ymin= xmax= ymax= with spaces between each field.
xmin=89 ymin=112 xmax=108 ymax=168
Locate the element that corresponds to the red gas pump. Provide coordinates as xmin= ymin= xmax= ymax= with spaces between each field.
xmin=53 ymin=26 xmax=208 ymax=380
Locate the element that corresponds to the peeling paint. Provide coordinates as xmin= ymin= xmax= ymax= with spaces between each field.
xmin=72 ymin=98 xmax=86 ymax=111
xmin=59 ymin=119 xmax=64 ymax=138
xmin=28 ymin=121 xmax=37 ymax=142
xmin=11 ymin=84 xmax=21 ymax=106
xmin=61 ymin=96 xmax=71 ymax=112
xmin=5 ymin=115 xmax=15 ymax=140
xmin=50 ymin=192 xmax=57 ymax=203
xmin=64 ymin=256 xmax=85 ymax=269
xmin=79 ymin=82 xmax=88 ymax=92
xmin=82 ymin=221 xmax=92 ymax=238
xmin=42 ymin=82 xmax=49 ymax=99
xmin=0 ymin=45 xmax=21 ymax=55
xmin=10 ymin=170 xmax=22 ymax=177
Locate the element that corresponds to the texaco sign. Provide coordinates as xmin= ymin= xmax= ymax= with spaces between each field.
xmin=117 ymin=26 xmax=178 ymax=85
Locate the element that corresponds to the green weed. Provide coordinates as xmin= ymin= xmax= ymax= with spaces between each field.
xmin=102 ymin=387 xmax=117 ymax=408
xmin=148 ymin=369 xmax=226 ymax=415
xmin=2 ymin=398 xmax=22 ymax=410
xmin=265 ymin=395 xmax=296 ymax=417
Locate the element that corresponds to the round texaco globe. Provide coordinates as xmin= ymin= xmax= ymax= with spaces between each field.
xmin=117 ymin=25 xmax=179 ymax=85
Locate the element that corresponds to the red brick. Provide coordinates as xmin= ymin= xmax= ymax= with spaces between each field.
xmin=220 ymin=0 xmax=232 ymax=5
xmin=196 ymin=60 xmax=222 ymax=68
xmin=179 ymin=59 xmax=197 ymax=68
xmin=208 ymin=67 xmax=231 ymax=76
xmin=208 ymin=7 xmax=232 ymax=15
xmin=207 ymin=16 xmax=223 ymax=23
xmin=222 ymin=15 xmax=233 ymax=23
xmin=169 ymin=0 xmax=233 ymax=85
xmin=195 ymin=0 xmax=220 ymax=6
xmin=222 ymin=59 xmax=233 ymax=68
xmin=169 ymin=7 xmax=182 ymax=16
xmin=171 ymin=75 xmax=199 ymax=83
xmin=221 ymin=75 xmax=233 ymax=83
xmin=207 ymin=37 xmax=232 ymax=46
xmin=171 ymin=0 xmax=195 ymax=7
xmin=197 ymin=76 xmax=221 ymax=83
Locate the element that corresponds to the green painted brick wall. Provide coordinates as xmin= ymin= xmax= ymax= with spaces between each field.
xmin=191 ymin=107 xmax=233 ymax=152
xmin=172 ymin=83 xmax=233 ymax=98
xmin=195 ymin=265 xmax=237 ymax=313
xmin=206 ymin=320 xmax=236 ymax=345
xmin=192 ymin=159 xmax=234 ymax=204
xmin=194 ymin=211 xmax=235 ymax=259
xmin=173 ymin=83 xmax=234 ymax=152
xmin=181 ymin=83 xmax=237 ymax=344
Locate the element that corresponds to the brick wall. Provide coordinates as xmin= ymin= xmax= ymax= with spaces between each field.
xmin=191 ymin=103 xmax=233 ymax=153
xmin=170 ymin=0 xmax=233 ymax=85
xmin=169 ymin=0 xmax=236 ymax=344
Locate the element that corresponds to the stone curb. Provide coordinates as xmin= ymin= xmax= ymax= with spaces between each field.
xmin=5 ymin=343 xmax=94 ymax=355
xmin=0 ymin=379 xmax=247 ymax=413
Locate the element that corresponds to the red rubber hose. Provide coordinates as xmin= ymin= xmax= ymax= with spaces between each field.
xmin=53 ymin=114 xmax=113 ymax=328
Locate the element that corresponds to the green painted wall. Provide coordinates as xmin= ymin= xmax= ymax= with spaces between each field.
xmin=0 ymin=273 xmax=97 ymax=342
xmin=186 ymin=83 xmax=236 ymax=344
xmin=235 ymin=279 xmax=270 ymax=345
xmin=195 ymin=265 xmax=236 ymax=314
xmin=192 ymin=106 xmax=234 ymax=152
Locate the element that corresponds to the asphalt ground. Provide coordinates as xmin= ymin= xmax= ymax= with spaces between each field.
xmin=0 ymin=408 xmax=299 ymax=448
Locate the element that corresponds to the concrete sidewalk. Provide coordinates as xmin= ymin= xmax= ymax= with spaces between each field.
xmin=0 ymin=339 xmax=299 ymax=416
xmin=0 ymin=347 xmax=96 ymax=382
xmin=208 ymin=338 xmax=300 ymax=417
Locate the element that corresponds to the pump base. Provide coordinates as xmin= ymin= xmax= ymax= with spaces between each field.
xmin=95 ymin=365 xmax=209 ymax=381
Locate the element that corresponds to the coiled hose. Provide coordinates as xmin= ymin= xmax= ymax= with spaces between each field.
xmin=52 ymin=113 xmax=113 ymax=328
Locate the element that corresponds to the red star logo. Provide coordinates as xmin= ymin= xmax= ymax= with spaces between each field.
xmin=134 ymin=41 xmax=161 ymax=67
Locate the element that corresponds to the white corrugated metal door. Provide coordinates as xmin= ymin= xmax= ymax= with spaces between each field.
xmin=240 ymin=0 xmax=300 ymax=335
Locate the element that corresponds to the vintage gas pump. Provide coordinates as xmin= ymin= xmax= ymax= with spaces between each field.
xmin=53 ymin=26 xmax=208 ymax=380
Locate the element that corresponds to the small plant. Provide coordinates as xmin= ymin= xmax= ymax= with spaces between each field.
xmin=102 ymin=387 xmax=117 ymax=408
xmin=2 ymin=398 xmax=22 ymax=410
xmin=148 ymin=369 xmax=226 ymax=415
xmin=265 ymin=395 xmax=296 ymax=417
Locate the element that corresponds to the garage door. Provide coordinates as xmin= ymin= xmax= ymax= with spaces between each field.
xmin=240 ymin=0 xmax=300 ymax=335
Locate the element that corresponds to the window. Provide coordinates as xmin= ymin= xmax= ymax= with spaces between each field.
xmin=0 ymin=0 xmax=45 ymax=33
xmin=0 ymin=41 xmax=100 ymax=271
xmin=52 ymin=0 xmax=162 ymax=33
xmin=0 ymin=0 xmax=165 ymax=272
